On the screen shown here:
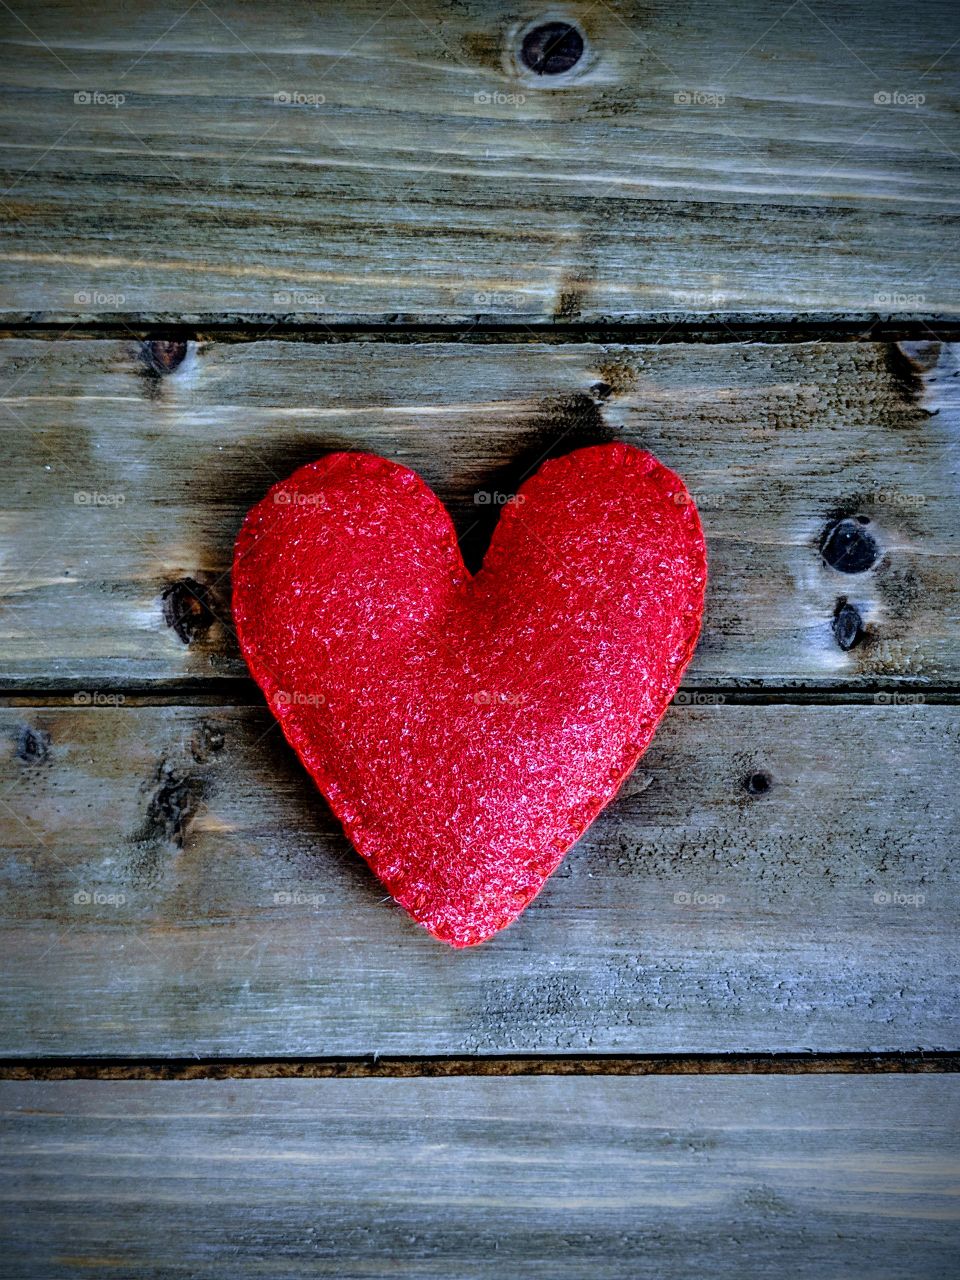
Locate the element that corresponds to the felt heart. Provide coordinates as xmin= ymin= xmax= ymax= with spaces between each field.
xmin=233 ymin=444 xmax=706 ymax=946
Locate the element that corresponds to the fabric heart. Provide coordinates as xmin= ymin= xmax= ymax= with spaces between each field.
xmin=233 ymin=444 xmax=706 ymax=946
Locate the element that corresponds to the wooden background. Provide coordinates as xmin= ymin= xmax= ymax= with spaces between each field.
xmin=0 ymin=1 xmax=958 ymax=1276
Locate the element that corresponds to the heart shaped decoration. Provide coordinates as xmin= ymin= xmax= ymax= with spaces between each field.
xmin=233 ymin=444 xmax=706 ymax=946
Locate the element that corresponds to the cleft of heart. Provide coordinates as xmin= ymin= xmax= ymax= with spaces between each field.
xmin=233 ymin=444 xmax=706 ymax=946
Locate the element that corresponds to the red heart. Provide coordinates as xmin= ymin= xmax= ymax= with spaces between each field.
xmin=233 ymin=445 xmax=706 ymax=946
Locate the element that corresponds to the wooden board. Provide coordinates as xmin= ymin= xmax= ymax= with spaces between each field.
xmin=2 ymin=702 xmax=957 ymax=1057
xmin=1 ymin=338 xmax=957 ymax=689
xmin=2 ymin=1076 xmax=958 ymax=1278
xmin=0 ymin=0 xmax=957 ymax=322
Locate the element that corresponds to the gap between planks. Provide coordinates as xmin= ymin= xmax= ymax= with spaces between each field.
xmin=1 ymin=317 xmax=960 ymax=344
xmin=2 ymin=1053 xmax=958 ymax=1080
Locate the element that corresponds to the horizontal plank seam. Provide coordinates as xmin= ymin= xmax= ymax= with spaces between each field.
xmin=1 ymin=318 xmax=960 ymax=344
xmin=2 ymin=1053 xmax=958 ymax=1079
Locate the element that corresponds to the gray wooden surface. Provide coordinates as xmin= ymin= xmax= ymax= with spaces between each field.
xmin=0 ymin=0 xmax=957 ymax=322
xmin=2 ymin=702 xmax=956 ymax=1056
xmin=2 ymin=1076 xmax=958 ymax=1279
xmin=1 ymin=338 xmax=957 ymax=688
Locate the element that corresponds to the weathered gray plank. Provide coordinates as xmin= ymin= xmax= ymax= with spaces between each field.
xmin=1 ymin=702 xmax=957 ymax=1056
xmin=0 ymin=0 xmax=957 ymax=320
xmin=0 ymin=338 xmax=957 ymax=688
xmin=1 ymin=1076 xmax=958 ymax=1279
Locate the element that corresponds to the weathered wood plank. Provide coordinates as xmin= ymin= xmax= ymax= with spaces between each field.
xmin=1 ymin=1077 xmax=958 ymax=1279
xmin=1 ymin=703 xmax=957 ymax=1056
xmin=0 ymin=338 xmax=957 ymax=688
xmin=0 ymin=0 xmax=957 ymax=320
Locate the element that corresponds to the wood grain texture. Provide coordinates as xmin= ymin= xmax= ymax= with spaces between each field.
xmin=0 ymin=0 xmax=957 ymax=321
xmin=1 ymin=702 xmax=957 ymax=1057
xmin=1 ymin=1076 xmax=958 ymax=1278
xmin=0 ymin=337 xmax=958 ymax=688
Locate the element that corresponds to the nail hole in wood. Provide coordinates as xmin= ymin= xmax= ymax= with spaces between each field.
xmin=833 ymin=598 xmax=864 ymax=651
xmin=520 ymin=22 xmax=584 ymax=74
xmin=744 ymin=771 xmax=772 ymax=796
xmin=820 ymin=517 xmax=880 ymax=574
xmin=591 ymin=381 xmax=612 ymax=400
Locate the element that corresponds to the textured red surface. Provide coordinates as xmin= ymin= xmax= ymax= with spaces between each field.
xmin=233 ymin=445 xmax=706 ymax=946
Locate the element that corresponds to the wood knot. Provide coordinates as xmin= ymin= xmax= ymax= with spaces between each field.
xmin=190 ymin=719 xmax=226 ymax=763
xmin=820 ymin=516 xmax=880 ymax=574
xmin=162 ymin=577 xmax=217 ymax=645
xmin=520 ymin=22 xmax=584 ymax=74
xmin=743 ymin=771 xmax=772 ymax=796
xmin=141 ymin=339 xmax=188 ymax=376
xmin=590 ymin=381 xmax=612 ymax=401
xmin=141 ymin=761 xmax=201 ymax=849
xmin=833 ymin=598 xmax=864 ymax=651
xmin=16 ymin=724 xmax=51 ymax=764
